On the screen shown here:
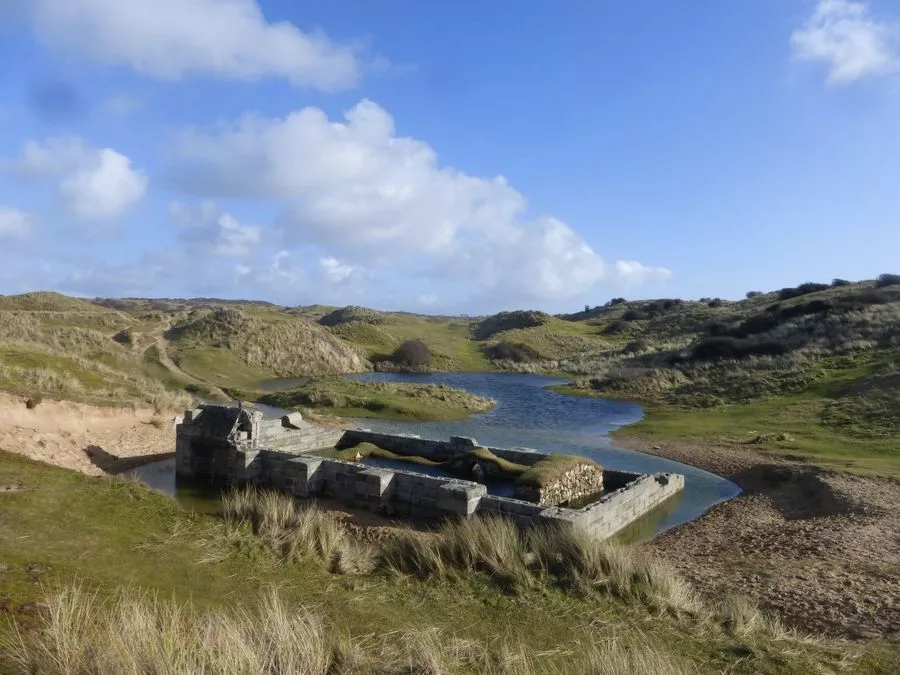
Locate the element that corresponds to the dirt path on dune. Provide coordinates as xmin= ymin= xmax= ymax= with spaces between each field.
xmin=0 ymin=392 xmax=176 ymax=476
xmin=619 ymin=435 xmax=900 ymax=640
xmin=148 ymin=319 xmax=230 ymax=401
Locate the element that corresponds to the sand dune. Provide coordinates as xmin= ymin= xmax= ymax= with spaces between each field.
xmin=0 ymin=392 xmax=176 ymax=476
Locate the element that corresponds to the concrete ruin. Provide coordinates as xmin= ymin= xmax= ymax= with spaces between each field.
xmin=175 ymin=404 xmax=685 ymax=540
xmin=174 ymin=404 xmax=344 ymax=481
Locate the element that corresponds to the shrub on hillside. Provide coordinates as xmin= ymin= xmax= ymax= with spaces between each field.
xmin=25 ymin=394 xmax=43 ymax=409
xmin=831 ymin=278 xmax=852 ymax=287
xmin=603 ymin=320 xmax=628 ymax=335
xmin=777 ymin=282 xmax=829 ymax=300
xmin=622 ymin=339 xmax=649 ymax=355
xmin=705 ymin=322 xmax=730 ymax=337
xmin=707 ymin=298 xmax=724 ymax=308
xmin=319 ymin=306 xmax=386 ymax=327
xmin=622 ymin=309 xmax=648 ymax=321
xmin=875 ymin=273 xmax=900 ymax=288
xmin=472 ymin=310 xmax=550 ymax=340
xmin=111 ymin=329 xmax=132 ymax=346
xmin=608 ymin=297 xmax=627 ymax=306
xmin=690 ymin=337 xmax=790 ymax=362
xmin=390 ymin=339 xmax=432 ymax=368
xmin=726 ymin=314 xmax=780 ymax=338
xmin=745 ymin=291 xmax=763 ymax=299
xmin=484 ymin=340 xmax=540 ymax=363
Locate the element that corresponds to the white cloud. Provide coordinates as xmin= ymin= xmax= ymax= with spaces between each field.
xmin=0 ymin=207 xmax=34 ymax=240
xmin=5 ymin=137 xmax=147 ymax=220
xmin=169 ymin=201 xmax=262 ymax=257
xmin=29 ymin=0 xmax=360 ymax=91
xmin=791 ymin=0 xmax=899 ymax=84
xmin=614 ymin=260 xmax=674 ymax=285
xmin=318 ymin=256 xmax=360 ymax=283
xmin=168 ymin=99 xmax=670 ymax=303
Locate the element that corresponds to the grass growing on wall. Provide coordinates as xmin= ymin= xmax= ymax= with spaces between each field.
xmin=331 ymin=440 xmax=604 ymax=491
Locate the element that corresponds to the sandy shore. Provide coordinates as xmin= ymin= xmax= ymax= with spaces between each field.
xmin=0 ymin=392 xmax=176 ymax=476
xmin=618 ymin=435 xmax=900 ymax=640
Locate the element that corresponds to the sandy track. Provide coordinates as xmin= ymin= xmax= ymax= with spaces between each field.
xmin=0 ymin=392 xmax=176 ymax=476
xmin=620 ymin=436 xmax=900 ymax=639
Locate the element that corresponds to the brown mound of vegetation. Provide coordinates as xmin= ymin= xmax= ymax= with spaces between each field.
xmin=169 ymin=308 xmax=367 ymax=376
xmin=472 ymin=310 xmax=551 ymax=340
xmin=318 ymin=305 xmax=388 ymax=327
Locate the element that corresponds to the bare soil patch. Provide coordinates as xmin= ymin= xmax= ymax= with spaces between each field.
xmin=620 ymin=435 xmax=900 ymax=639
xmin=0 ymin=392 xmax=176 ymax=476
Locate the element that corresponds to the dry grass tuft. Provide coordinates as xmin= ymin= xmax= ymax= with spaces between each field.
xmin=4 ymin=585 xmax=337 ymax=674
xmin=2 ymin=583 xmax=706 ymax=675
xmin=222 ymin=487 xmax=373 ymax=571
xmin=221 ymin=489 xmax=791 ymax=646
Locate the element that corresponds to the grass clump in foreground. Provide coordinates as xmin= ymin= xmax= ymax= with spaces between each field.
xmin=224 ymin=488 xmax=763 ymax=626
xmin=257 ymin=377 xmax=495 ymax=421
xmin=4 ymin=585 xmax=705 ymax=675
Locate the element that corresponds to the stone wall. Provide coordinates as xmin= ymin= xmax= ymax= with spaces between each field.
xmin=175 ymin=405 xmax=344 ymax=481
xmin=174 ymin=410 xmax=686 ymax=541
xmin=338 ymin=429 xmax=605 ymax=506
xmin=516 ymin=462 xmax=605 ymax=506
xmin=250 ymin=447 xmax=684 ymax=540
xmin=259 ymin=451 xmax=487 ymax=519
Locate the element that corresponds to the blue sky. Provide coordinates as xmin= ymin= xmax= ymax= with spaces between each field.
xmin=0 ymin=0 xmax=898 ymax=313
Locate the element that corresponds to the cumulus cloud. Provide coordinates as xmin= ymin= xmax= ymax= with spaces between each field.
xmin=29 ymin=0 xmax=360 ymax=91
xmin=169 ymin=201 xmax=262 ymax=257
xmin=318 ymin=256 xmax=362 ymax=284
xmin=0 ymin=207 xmax=34 ymax=240
xmin=167 ymin=99 xmax=670 ymax=302
xmin=5 ymin=137 xmax=147 ymax=220
xmin=791 ymin=0 xmax=899 ymax=83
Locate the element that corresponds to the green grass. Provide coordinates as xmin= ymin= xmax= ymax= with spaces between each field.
xmin=141 ymin=345 xmax=190 ymax=391
xmin=171 ymin=345 xmax=271 ymax=389
xmin=612 ymin=395 xmax=900 ymax=477
xmin=562 ymin=349 xmax=896 ymax=477
xmin=2 ymin=452 xmax=894 ymax=674
xmin=255 ymin=377 xmax=495 ymax=421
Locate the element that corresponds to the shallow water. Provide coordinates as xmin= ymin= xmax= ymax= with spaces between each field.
xmin=344 ymin=371 xmax=740 ymax=535
xmin=129 ymin=371 xmax=739 ymax=539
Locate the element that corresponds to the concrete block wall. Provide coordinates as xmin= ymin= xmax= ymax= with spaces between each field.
xmin=175 ymin=404 xmax=343 ymax=480
xmin=247 ymin=447 xmax=684 ymax=541
xmin=575 ymin=473 xmax=685 ymax=539
xmin=256 ymin=450 xmax=490 ymax=520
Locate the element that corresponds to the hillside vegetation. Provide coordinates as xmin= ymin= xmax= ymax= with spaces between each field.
xmin=0 ymin=293 xmax=190 ymax=410
xmin=254 ymin=378 xmax=495 ymax=421
xmin=167 ymin=307 xmax=367 ymax=387
xmin=546 ymin=279 xmax=900 ymax=475
xmin=2 ymin=278 xmax=897 ymax=470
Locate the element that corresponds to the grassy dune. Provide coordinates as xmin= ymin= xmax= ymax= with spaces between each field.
xmin=254 ymin=377 xmax=496 ymax=420
xmin=2 ymin=279 xmax=897 ymax=466
xmin=546 ymin=282 xmax=900 ymax=476
xmin=0 ymin=294 xmax=191 ymax=411
xmin=2 ymin=451 xmax=894 ymax=674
